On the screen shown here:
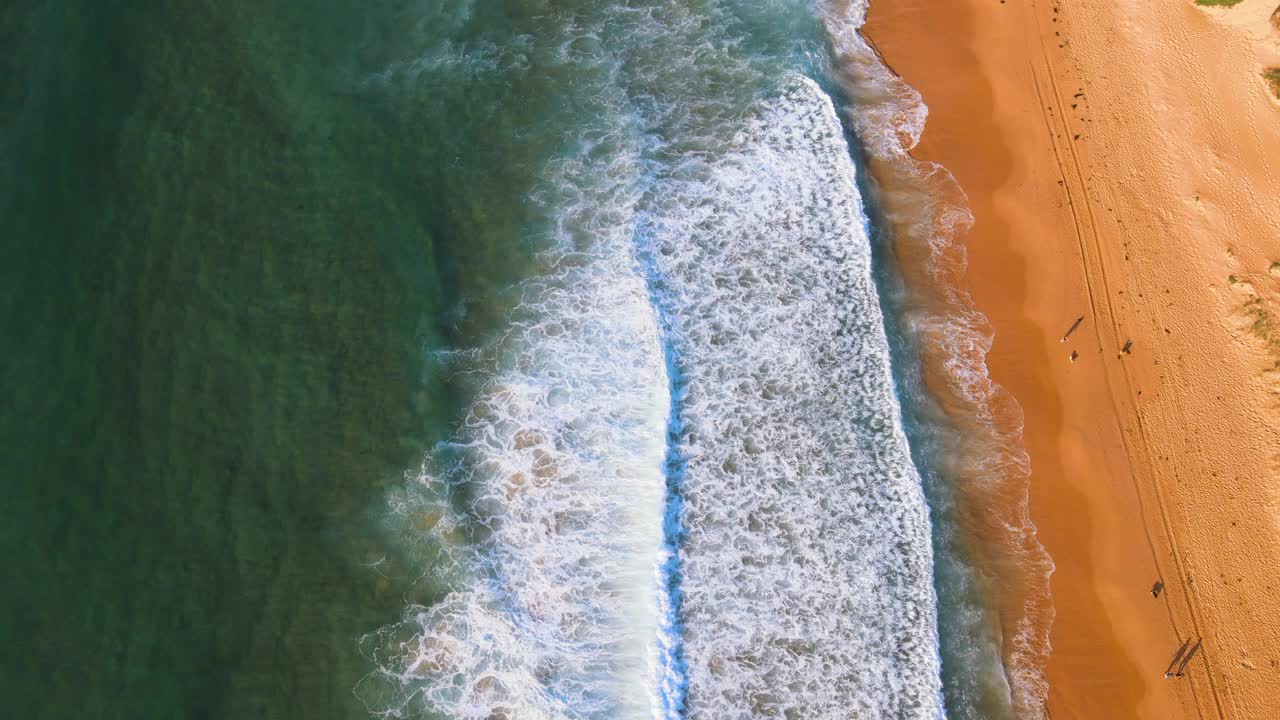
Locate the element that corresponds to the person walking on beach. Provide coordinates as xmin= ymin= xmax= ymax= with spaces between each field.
xmin=1060 ymin=316 xmax=1085 ymax=343
xmin=1164 ymin=638 xmax=1192 ymax=678
xmin=1174 ymin=638 xmax=1203 ymax=677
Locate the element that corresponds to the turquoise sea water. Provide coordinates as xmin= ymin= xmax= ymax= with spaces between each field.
xmin=2 ymin=1 xmax=1035 ymax=718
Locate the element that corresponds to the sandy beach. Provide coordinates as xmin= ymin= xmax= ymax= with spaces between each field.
xmin=862 ymin=0 xmax=1280 ymax=717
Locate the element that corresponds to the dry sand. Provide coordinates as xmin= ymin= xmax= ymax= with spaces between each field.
xmin=862 ymin=0 xmax=1280 ymax=717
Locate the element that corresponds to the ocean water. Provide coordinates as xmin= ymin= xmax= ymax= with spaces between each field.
xmin=1 ymin=1 xmax=1044 ymax=719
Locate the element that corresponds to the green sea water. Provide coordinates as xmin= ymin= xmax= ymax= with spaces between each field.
xmin=1 ymin=1 xmax=1035 ymax=718
xmin=0 ymin=2 xmax=558 ymax=717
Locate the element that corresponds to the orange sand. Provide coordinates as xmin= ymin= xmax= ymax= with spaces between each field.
xmin=863 ymin=0 xmax=1280 ymax=717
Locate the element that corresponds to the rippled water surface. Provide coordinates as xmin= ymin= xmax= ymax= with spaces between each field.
xmin=1 ymin=1 xmax=1031 ymax=718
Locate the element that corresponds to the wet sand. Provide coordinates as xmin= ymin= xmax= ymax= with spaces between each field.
xmin=863 ymin=0 xmax=1280 ymax=717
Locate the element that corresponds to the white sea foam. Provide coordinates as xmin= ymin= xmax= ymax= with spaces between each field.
xmin=819 ymin=1 xmax=1055 ymax=717
xmin=358 ymin=132 xmax=680 ymax=718
xmin=638 ymin=74 xmax=943 ymax=719
xmin=364 ymin=3 xmax=947 ymax=718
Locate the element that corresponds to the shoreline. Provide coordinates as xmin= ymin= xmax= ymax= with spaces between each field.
xmin=862 ymin=0 xmax=1280 ymax=717
xmin=824 ymin=1 xmax=1055 ymax=714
